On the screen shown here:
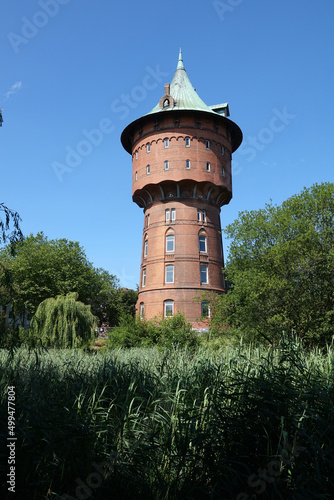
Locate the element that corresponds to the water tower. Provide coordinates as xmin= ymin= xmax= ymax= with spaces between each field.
xmin=121 ymin=49 xmax=242 ymax=326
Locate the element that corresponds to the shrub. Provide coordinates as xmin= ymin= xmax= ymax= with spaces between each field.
xmin=107 ymin=313 xmax=199 ymax=349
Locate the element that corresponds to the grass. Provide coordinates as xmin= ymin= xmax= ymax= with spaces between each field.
xmin=0 ymin=338 xmax=334 ymax=499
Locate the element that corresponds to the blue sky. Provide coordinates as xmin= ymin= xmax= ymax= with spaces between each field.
xmin=1 ymin=0 xmax=333 ymax=289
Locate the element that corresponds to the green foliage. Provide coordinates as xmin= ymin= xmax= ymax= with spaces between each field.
xmin=108 ymin=313 xmax=199 ymax=349
xmin=215 ymin=182 xmax=334 ymax=344
xmin=27 ymin=292 xmax=97 ymax=348
xmin=157 ymin=313 xmax=199 ymax=348
xmin=0 ymin=232 xmax=123 ymax=326
xmin=1 ymin=341 xmax=334 ymax=498
xmin=117 ymin=287 xmax=138 ymax=318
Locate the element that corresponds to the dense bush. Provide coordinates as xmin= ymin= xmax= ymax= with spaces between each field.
xmin=107 ymin=313 xmax=199 ymax=349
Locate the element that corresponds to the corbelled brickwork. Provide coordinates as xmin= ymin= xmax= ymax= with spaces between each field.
xmin=121 ymin=50 xmax=242 ymax=327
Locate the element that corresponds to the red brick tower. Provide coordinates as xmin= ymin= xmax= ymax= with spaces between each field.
xmin=121 ymin=49 xmax=242 ymax=327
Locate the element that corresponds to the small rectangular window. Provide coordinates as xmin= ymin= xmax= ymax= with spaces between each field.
xmin=144 ymin=239 xmax=148 ymax=257
xmin=166 ymin=234 xmax=175 ymax=252
xmin=185 ymin=137 xmax=190 ymax=147
xmin=147 ymin=214 xmax=150 ymax=226
xmin=221 ymin=145 xmax=225 ymax=155
xmin=164 ymin=160 xmax=169 ymax=170
xmin=185 ymin=159 xmax=190 ymax=169
xmin=147 ymin=143 xmax=150 ymax=153
xmin=200 ymin=265 xmax=208 ymax=284
xmin=140 ymin=303 xmax=144 ymax=319
xmin=135 ymin=171 xmax=138 ymax=181
xmin=164 ymin=138 xmax=169 ymax=148
xmin=197 ymin=209 xmax=201 ymax=222
xmin=205 ymin=140 xmax=210 ymax=149
xmin=202 ymin=210 xmax=206 ymax=222
xmin=135 ymin=152 xmax=138 ymax=160
xmin=146 ymin=165 xmax=150 ymax=174
xmin=165 ymin=209 xmax=170 ymax=222
xmin=201 ymin=301 xmax=210 ymax=318
xmin=206 ymin=162 xmax=210 ymax=172
xmin=222 ymin=167 xmax=225 ymax=177
xmin=142 ymin=269 xmax=146 ymax=287
xmin=165 ymin=264 xmax=174 ymax=283
xmin=171 ymin=208 xmax=176 ymax=221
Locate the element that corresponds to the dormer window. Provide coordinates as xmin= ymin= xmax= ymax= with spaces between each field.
xmin=158 ymin=83 xmax=175 ymax=109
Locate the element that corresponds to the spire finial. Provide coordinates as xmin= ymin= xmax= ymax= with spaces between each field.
xmin=177 ymin=46 xmax=185 ymax=70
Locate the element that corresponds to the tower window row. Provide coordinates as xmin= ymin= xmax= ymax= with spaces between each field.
xmin=137 ymin=140 xmax=226 ymax=156
xmin=144 ymin=161 xmax=226 ymax=174
xmin=143 ymin=233 xmax=207 ymax=258
xmin=139 ymin=300 xmax=210 ymax=319
xmin=143 ymin=209 xmax=207 ymax=228
xmin=142 ymin=264 xmax=209 ymax=287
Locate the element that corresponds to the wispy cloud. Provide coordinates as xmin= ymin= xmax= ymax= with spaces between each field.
xmin=4 ymin=81 xmax=22 ymax=101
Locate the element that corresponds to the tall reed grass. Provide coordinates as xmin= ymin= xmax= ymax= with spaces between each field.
xmin=1 ymin=338 xmax=334 ymax=499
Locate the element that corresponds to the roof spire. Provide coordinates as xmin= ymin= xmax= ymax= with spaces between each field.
xmin=177 ymin=46 xmax=185 ymax=70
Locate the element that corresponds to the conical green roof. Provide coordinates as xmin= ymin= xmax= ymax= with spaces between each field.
xmin=147 ymin=48 xmax=216 ymax=115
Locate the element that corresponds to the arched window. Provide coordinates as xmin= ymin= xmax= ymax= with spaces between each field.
xmin=166 ymin=229 xmax=175 ymax=253
xmin=144 ymin=237 xmax=148 ymax=257
xmin=199 ymin=232 xmax=207 ymax=253
xmin=140 ymin=303 xmax=144 ymax=319
xmin=164 ymin=300 xmax=174 ymax=317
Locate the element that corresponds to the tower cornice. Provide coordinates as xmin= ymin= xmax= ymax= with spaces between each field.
xmin=121 ymin=109 xmax=242 ymax=154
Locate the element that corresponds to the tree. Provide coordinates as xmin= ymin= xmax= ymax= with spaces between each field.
xmin=89 ymin=267 xmax=120 ymax=327
xmin=214 ymin=182 xmax=334 ymax=344
xmin=0 ymin=233 xmax=120 ymax=325
xmin=28 ymin=292 xmax=97 ymax=348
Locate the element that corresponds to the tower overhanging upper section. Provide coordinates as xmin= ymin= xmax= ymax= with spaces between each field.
xmin=121 ymin=48 xmax=242 ymax=154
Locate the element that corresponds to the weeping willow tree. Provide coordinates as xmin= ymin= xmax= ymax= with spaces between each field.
xmin=28 ymin=292 xmax=97 ymax=348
